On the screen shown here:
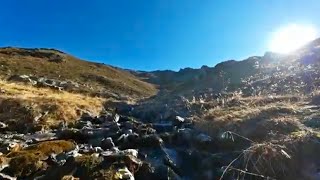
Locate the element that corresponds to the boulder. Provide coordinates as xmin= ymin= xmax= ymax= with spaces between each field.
xmin=135 ymin=162 xmax=155 ymax=180
xmin=57 ymin=129 xmax=88 ymax=143
xmin=195 ymin=133 xmax=212 ymax=143
xmin=0 ymin=122 xmax=8 ymax=129
xmin=122 ymin=121 xmax=135 ymax=130
xmin=122 ymin=149 xmax=138 ymax=158
xmin=0 ymin=172 xmax=16 ymax=180
xmin=114 ymin=167 xmax=134 ymax=180
xmin=114 ymin=114 xmax=120 ymax=123
xmin=152 ymin=123 xmax=175 ymax=133
xmin=101 ymin=150 xmax=143 ymax=173
xmin=8 ymin=75 xmax=36 ymax=85
xmin=75 ymin=121 xmax=93 ymax=129
xmin=174 ymin=128 xmax=194 ymax=145
xmin=101 ymin=137 xmax=115 ymax=150
xmin=138 ymin=134 xmax=163 ymax=148
xmin=117 ymin=133 xmax=140 ymax=149
xmin=80 ymin=112 xmax=94 ymax=122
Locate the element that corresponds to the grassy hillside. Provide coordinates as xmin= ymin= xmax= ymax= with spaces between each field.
xmin=0 ymin=79 xmax=104 ymax=132
xmin=0 ymin=47 xmax=157 ymax=99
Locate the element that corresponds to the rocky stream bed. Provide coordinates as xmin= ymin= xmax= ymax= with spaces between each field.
xmin=0 ymin=110 xmax=240 ymax=180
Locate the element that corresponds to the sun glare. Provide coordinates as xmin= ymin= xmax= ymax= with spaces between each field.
xmin=269 ymin=24 xmax=318 ymax=54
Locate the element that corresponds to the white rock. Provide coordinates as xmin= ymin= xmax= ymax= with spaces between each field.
xmin=175 ymin=116 xmax=185 ymax=122
xmin=114 ymin=114 xmax=120 ymax=123
xmin=122 ymin=149 xmax=138 ymax=158
xmin=115 ymin=167 xmax=134 ymax=180
xmin=0 ymin=122 xmax=7 ymax=129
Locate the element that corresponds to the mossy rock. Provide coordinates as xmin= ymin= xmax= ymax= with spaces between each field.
xmin=75 ymin=154 xmax=103 ymax=171
xmin=6 ymin=140 xmax=75 ymax=177
xmin=7 ymin=152 xmax=48 ymax=177
xmin=25 ymin=140 xmax=76 ymax=155
xmin=74 ymin=155 xmax=115 ymax=179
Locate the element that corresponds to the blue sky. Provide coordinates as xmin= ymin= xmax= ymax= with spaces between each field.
xmin=0 ymin=0 xmax=319 ymax=71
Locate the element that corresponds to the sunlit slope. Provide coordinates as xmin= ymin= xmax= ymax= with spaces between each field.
xmin=0 ymin=47 xmax=157 ymax=99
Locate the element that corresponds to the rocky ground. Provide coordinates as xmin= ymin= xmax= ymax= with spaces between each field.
xmin=1 ymin=91 xmax=320 ymax=180
xmin=0 ymin=109 xmax=224 ymax=180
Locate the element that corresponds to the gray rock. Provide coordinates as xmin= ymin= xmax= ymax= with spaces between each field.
xmin=114 ymin=114 xmax=120 ymax=123
xmin=175 ymin=128 xmax=194 ymax=145
xmin=195 ymin=133 xmax=212 ymax=143
xmin=0 ymin=173 xmax=16 ymax=180
xmin=94 ymin=147 xmax=104 ymax=153
xmin=81 ymin=112 xmax=94 ymax=121
xmin=75 ymin=120 xmax=93 ymax=129
xmin=101 ymin=137 xmax=115 ymax=150
xmin=8 ymin=75 xmax=36 ymax=85
xmin=139 ymin=134 xmax=163 ymax=148
xmin=175 ymin=116 xmax=185 ymax=123
xmin=122 ymin=149 xmax=138 ymax=158
xmin=66 ymin=145 xmax=81 ymax=157
xmin=115 ymin=167 xmax=135 ymax=180
xmin=0 ymin=122 xmax=8 ymax=129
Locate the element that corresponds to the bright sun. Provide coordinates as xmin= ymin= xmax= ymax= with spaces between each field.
xmin=269 ymin=24 xmax=318 ymax=54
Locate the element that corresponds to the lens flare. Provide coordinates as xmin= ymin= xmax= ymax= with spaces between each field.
xmin=269 ymin=24 xmax=318 ymax=54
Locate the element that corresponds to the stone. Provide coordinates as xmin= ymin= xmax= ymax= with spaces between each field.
xmin=152 ymin=123 xmax=174 ymax=133
xmin=48 ymin=153 xmax=67 ymax=166
xmin=114 ymin=167 xmax=134 ymax=180
xmin=175 ymin=116 xmax=185 ymax=123
xmin=114 ymin=114 xmax=120 ymax=123
xmin=174 ymin=128 xmax=194 ymax=145
xmin=94 ymin=147 xmax=103 ymax=153
xmin=138 ymin=134 xmax=163 ymax=148
xmin=138 ymin=126 xmax=156 ymax=135
xmin=57 ymin=129 xmax=88 ymax=143
xmin=101 ymin=150 xmax=143 ymax=172
xmin=163 ymin=155 xmax=181 ymax=176
xmin=75 ymin=120 xmax=93 ymax=129
xmin=122 ymin=149 xmax=138 ymax=158
xmin=123 ymin=121 xmax=135 ymax=129
xmin=0 ymin=122 xmax=8 ymax=129
xmin=61 ymin=175 xmax=80 ymax=180
xmin=0 ymin=173 xmax=16 ymax=180
xmin=135 ymin=162 xmax=155 ymax=179
xmin=195 ymin=133 xmax=212 ymax=143
xmin=81 ymin=112 xmax=94 ymax=122
xmin=173 ymin=116 xmax=185 ymax=128
xmin=48 ymin=54 xmax=65 ymax=63
xmin=101 ymin=137 xmax=115 ymax=150
xmin=66 ymin=145 xmax=82 ymax=158
xmin=7 ymin=75 xmax=35 ymax=84
xmin=78 ymin=144 xmax=94 ymax=154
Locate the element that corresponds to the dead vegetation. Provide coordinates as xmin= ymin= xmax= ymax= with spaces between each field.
xmin=0 ymin=47 xmax=157 ymax=98
xmin=4 ymin=140 xmax=75 ymax=177
xmin=195 ymin=93 xmax=320 ymax=179
xmin=0 ymin=80 xmax=104 ymax=132
xmin=218 ymin=131 xmax=320 ymax=180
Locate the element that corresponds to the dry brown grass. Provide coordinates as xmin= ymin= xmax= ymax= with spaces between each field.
xmin=219 ymin=131 xmax=320 ymax=180
xmin=0 ymin=80 xmax=104 ymax=132
xmin=5 ymin=140 xmax=76 ymax=177
xmin=0 ymin=47 xmax=157 ymax=98
xmin=196 ymin=95 xmax=306 ymax=142
xmin=195 ymin=95 xmax=320 ymax=179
